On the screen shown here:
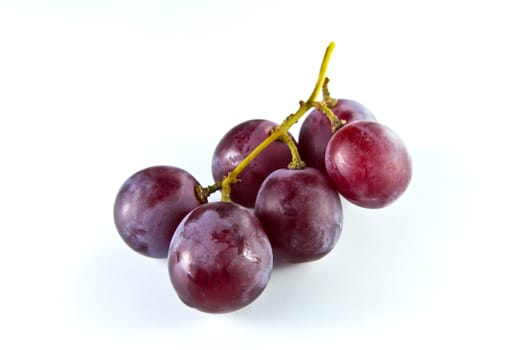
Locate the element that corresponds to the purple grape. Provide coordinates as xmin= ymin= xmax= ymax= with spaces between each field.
xmin=325 ymin=121 xmax=412 ymax=208
xmin=168 ymin=201 xmax=273 ymax=313
xmin=298 ymin=98 xmax=376 ymax=171
xmin=212 ymin=119 xmax=294 ymax=207
xmin=254 ymin=167 xmax=343 ymax=263
xmin=113 ymin=166 xmax=203 ymax=258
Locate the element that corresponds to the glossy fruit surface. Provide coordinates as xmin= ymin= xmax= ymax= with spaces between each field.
xmin=168 ymin=202 xmax=273 ymax=313
xmin=298 ymin=98 xmax=376 ymax=171
xmin=254 ymin=167 xmax=343 ymax=263
xmin=212 ymin=119 xmax=293 ymax=207
xmin=325 ymin=121 xmax=411 ymax=208
xmin=113 ymin=166 xmax=202 ymax=258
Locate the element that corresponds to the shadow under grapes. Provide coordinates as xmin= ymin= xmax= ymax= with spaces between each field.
xmin=61 ymin=233 xmax=204 ymax=334
xmin=233 ymin=145 xmax=469 ymax=332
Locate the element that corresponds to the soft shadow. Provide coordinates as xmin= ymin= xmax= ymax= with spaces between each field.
xmin=61 ymin=235 xmax=206 ymax=334
xmin=234 ymin=145 xmax=470 ymax=330
xmin=62 ymin=146 xmax=469 ymax=332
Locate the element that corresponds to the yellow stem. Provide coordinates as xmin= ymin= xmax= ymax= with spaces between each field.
xmin=322 ymin=77 xmax=331 ymax=100
xmin=313 ymin=101 xmax=346 ymax=133
xmin=195 ymin=182 xmax=221 ymax=203
xmin=279 ymin=131 xmax=305 ymax=169
xmin=322 ymin=77 xmax=338 ymax=108
xmin=221 ymin=41 xmax=336 ymax=202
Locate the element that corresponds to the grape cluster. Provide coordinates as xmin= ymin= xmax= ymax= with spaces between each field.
xmin=113 ymin=43 xmax=412 ymax=313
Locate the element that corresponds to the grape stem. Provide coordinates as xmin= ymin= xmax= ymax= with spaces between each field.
xmin=322 ymin=77 xmax=337 ymax=107
xmin=218 ymin=41 xmax=336 ymax=202
xmin=195 ymin=42 xmax=337 ymax=202
xmin=313 ymin=101 xmax=346 ymax=133
xmin=279 ymin=131 xmax=305 ymax=170
xmin=195 ymin=182 xmax=221 ymax=203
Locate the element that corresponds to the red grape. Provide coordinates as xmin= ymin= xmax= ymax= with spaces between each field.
xmin=168 ymin=201 xmax=273 ymax=313
xmin=325 ymin=121 xmax=411 ymax=208
xmin=298 ymin=99 xmax=376 ymax=171
xmin=212 ymin=119 xmax=293 ymax=207
xmin=113 ymin=166 xmax=203 ymax=258
xmin=254 ymin=167 xmax=343 ymax=263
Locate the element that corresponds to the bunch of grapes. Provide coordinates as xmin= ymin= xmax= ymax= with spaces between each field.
xmin=113 ymin=42 xmax=412 ymax=313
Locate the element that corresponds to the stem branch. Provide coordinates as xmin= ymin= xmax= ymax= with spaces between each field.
xmin=278 ymin=130 xmax=305 ymax=169
xmin=195 ymin=182 xmax=221 ymax=203
xmin=212 ymin=41 xmax=336 ymax=202
xmin=313 ymin=101 xmax=346 ymax=133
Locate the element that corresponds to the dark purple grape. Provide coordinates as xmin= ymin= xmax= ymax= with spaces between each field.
xmin=298 ymin=98 xmax=376 ymax=171
xmin=168 ymin=201 xmax=273 ymax=313
xmin=113 ymin=166 xmax=203 ymax=258
xmin=325 ymin=121 xmax=412 ymax=208
xmin=254 ymin=167 xmax=343 ymax=263
xmin=212 ymin=119 xmax=294 ymax=207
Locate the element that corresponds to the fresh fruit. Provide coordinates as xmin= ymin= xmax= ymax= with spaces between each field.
xmin=113 ymin=166 xmax=203 ymax=258
xmin=254 ymin=167 xmax=343 ymax=263
xmin=112 ymin=42 xmax=413 ymax=314
xmin=298 ymin=99 xmax=376 ymax=171
xmin=325 ymin=121 xmax=412 ymax=208
xmin=211 ymin=119 xmax=294 ymax=207
xmin=168 ymin=202 xmax=272 ymax=313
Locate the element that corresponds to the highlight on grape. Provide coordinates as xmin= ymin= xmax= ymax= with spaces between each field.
xmin=113 ymin=42 xmax=412 ymax=313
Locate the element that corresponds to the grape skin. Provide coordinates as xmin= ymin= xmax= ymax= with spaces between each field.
xmin=254 ymin=168 xmax=343 ymax=263
xmin=298 ymin=98 xmax=376 ymax=172
xmin=168 ymin=202 xmax=273 ymax=313
xmin=212 ymin=119 xmax=293 ymax=207
xmin=113 ymin=166 xmax=203 ymax=258
xmin=325 ymin=121 xmax=412 ymax=208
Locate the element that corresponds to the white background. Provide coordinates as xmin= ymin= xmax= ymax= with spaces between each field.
xmin=1 ymin=1 xmax=524 ymax=348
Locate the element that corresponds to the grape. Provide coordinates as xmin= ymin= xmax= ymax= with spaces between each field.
xmin=212 ymin=119 xmax=294 ymax=207
xmin=168 ymin=201 xmax=273 ymax=313
xmin=325 ymin=121 xmax=412 ymax=208
xmin=109 ymin=43 xmax=415 ymax=314
xmin=254 ymin=167 xmax=343 ymax=263
xmin=298 ymin=99 xmax=376 ymax=171
xmin=113 ymin=166 xmax=203 ymax=258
